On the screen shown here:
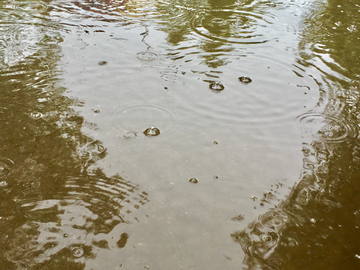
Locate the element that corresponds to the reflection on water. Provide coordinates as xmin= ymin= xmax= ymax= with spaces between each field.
xmin=234 ymin=0 xmax=360 ymax=268
xmin=0 ymin=1 xmax=148 ymax=269
xmin=1 ymin=0 xmax=360 ymax=268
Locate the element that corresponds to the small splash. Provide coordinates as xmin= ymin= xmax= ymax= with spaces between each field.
xmin=0 ymin=157 xmax=14 ymax=176
xmin=189 ymin=178 xmax=198 ymax=184
xmin=143 ymin=127 xmax=160 ymax=137
xmin=238 ymin=76 xmax=252 ymax=84
xmin=30 ymin=112 xmax=43 ymax=119
xmin=137 ymin=51 xmax=158 ymax=61
xmin=70 ymin=246 xmax=84 ymax=258
xmin=0 ymin=181 xmax=8 ymax=187
xmin=209 ymin=81 xmax=225 ymax=91
xmin=98 ymin=61 xmax=108 ymax=65
xmin=124 ymin=131 xmax=137 ymax=139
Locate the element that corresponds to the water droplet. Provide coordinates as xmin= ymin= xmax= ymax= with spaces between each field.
xmin=189 ymin=178 xmax=198 ymax=184
xmin=70 ymin=246 xmax=84 ymax=258
xmin=209 ymin=82 xmax=225 ymax=91
xmin=98 ymin=61 xmax=108 ymax=65
xmin=238 ymin=76 xmax=252 ymax=84
xmin=143 ymin=127 xmax=160 ymax=137
xmin=137 ymin=51 xmax=158 ymax=61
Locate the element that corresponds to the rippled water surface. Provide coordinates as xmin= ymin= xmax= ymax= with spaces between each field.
xmin=1 ymin=0 xmax=360 ymax=269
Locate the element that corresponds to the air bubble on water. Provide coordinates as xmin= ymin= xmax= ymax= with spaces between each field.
xmin=189 ymin=178 xmax=198 ymax=184
xmin=209 ymin=81 xmax=225 ymax=91
xmin=238 ymin=76 xmax=252 ymax=84
xmin=143 ymin=127 xmax=160 ymax=137
xmin=70 ymin=246 xmax=84 ymax=258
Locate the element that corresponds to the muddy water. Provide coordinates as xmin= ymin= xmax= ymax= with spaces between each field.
xmin=0 ymin=0 xmax=359 ymax=269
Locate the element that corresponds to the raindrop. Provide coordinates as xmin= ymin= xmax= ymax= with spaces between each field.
xmin=189 ymin=178 xmax=198 ymax=184
xmin=30 ymin=112 xmax=43 ymax=119
xmin=70 ymin=246 xmax=84 ymax=258
xmin=136 ymin=51 xmax=158 ymax=61
xmin=238 ymin=76 xmax=252 ymax=84
xmin=124 ymin=131 xmax=137 ymax=139
xmin=260 ymin=234 xmax=272 ymax=242
xmin=0 ymin=157 xmax=14 ymax=176
xmin=209 ymin=82 xmax=225 ymax=91
xmin=0 ymin=181 xmax=8 ymax=187
xmin=98 ymin=61 xmax=108 ymax=65
xmin=143 ymin=127 xmax=160 ymax=137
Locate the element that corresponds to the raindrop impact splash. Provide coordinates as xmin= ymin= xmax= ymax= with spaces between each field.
xmin=189 ymin=178 xmax=198 ymax=184
xmin=295 ymin=113 xmax=358 ymax=142
xmin=143 ymin=127 xmax=160 ymax=137
xmin=238 ymin=76 xmax=252 ymax=84
xmin=209 ymin=81 xmax=225 ymax=92
xmin=0 ymin=157 xmax=14 ymax=176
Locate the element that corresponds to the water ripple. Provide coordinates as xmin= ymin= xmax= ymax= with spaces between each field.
xmin=295 ymin=112 xmax=359 ymax=142
xmin=111 ymin=103 xmax=177 ymax=137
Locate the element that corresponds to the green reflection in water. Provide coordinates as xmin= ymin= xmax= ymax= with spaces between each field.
xmin=0 ymin=1 xmax=148 ymax=269
xmin=234 ymin=1 xmax=360 ymax=269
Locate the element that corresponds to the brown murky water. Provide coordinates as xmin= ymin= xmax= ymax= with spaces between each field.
xmin=0 ymin=0 xmax=359 ymax=269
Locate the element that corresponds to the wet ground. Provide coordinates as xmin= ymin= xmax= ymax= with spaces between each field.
xmin=0 ymin=0 xmax=360 ymax=269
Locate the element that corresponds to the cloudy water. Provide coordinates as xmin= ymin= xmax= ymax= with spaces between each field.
xmin=0 ymin=0 xmax=359 ymax=269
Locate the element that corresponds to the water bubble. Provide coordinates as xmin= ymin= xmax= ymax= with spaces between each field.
xmin=98 ymin=61 xmax=108 ymax=65
xmin=137 ymin=51 xmax=158 ymax=61
xmin=70 ymin=246 xmax=84 ymax=258
xmin=189 ymin=178 xmax=198 ymax=184
xmin=238 ymin=76 xmax=252 ymax=84
xmin=209 ymin=82 xmax=224 ymax=91
xmin=143 ymin=127 xmax=160 ymax=137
